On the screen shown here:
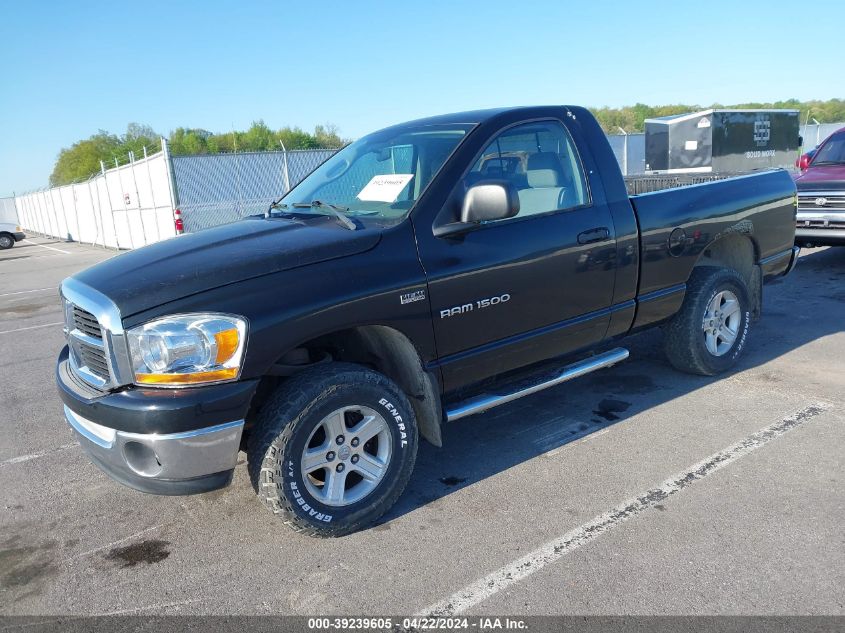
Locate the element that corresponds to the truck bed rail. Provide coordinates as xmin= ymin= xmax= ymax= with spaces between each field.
xmin=625 ymin=172 xmax=745 ymax=195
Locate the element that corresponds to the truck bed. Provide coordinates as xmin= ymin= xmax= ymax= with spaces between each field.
xmin=629 ymin=169 xmax=797 ymax=302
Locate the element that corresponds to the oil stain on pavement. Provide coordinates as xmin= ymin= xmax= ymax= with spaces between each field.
xmin=439 ymin=476 xmax=468 ymax=487
xmin=105 ymin=539 xmax=171 ymax=567
xmin=0 ymin=532 xmax=59 ymax=604
xmin=592 ymin=399 xmax=632 ymax=421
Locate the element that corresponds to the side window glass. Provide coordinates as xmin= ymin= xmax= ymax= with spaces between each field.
xmin=465 ymin=121 xmax=589 ymax=219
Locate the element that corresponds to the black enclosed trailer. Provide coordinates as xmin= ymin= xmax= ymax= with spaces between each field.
xmin=645 ymin=109 xmax=800 ymax=174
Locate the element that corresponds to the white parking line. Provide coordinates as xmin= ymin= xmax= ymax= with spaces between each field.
xmin=2 ymin=253 xmax=72 ymax=261
xmin=65 ymin=524 xmax=166 ymax=561
xmin=0 ymin=321 xmax=63 ymax=335
xmin=418 ymin=403 xmax=828 ymax=616
xmin=22 ymin=239 xmax=72 ymax=254
xmin=0 ymin=287 xmax=56 ymax=298
xmin=97 ymin=598 xmax=204 ymax=616
xmin=0 ymin=442 xmax=77 ymax=467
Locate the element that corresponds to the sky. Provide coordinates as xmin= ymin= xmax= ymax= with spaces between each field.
xmin=0 ymin=0 xmax=842 ymax=196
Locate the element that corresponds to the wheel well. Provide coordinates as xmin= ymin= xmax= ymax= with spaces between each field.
xmin=694 ymin=233 xmax=762 ymax=318
xmin=258 ymin=326 xmax=443 ymax=447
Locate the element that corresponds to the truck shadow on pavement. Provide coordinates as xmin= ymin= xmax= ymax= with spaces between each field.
xmin=381 ymin=246 xmax=845 ymax=525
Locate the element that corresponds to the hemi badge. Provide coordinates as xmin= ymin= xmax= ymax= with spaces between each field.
xmin=400 ymin=290 xmax=426 ymax=305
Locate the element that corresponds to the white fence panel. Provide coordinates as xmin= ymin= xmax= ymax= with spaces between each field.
xmin=104 ymin=166 xmax=132 ymax=248
xmin=14 ymin=144 xmax=177 ymax=249
xmin=62 ymin=185 xmax=82 ymax=244
xmin=147 ymin=152 xmax=178 ymax=243
xmin=18 ymin=195 xmax=33 ymax=232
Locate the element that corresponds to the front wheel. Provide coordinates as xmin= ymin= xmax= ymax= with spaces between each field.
xmin=0 ymin=234 xmax=14 ymax=249
xmin=664 ymin=266 xmax=751 ymax=376
xmin=248 ymin=363 xmax=418 ymax=537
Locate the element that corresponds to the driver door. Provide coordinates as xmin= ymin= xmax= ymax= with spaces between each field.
xmin=415 ymin=119 xmax=618 ymax=391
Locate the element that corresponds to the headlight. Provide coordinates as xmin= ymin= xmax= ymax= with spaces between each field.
xmin=127 ymin=314 xmax=247 ymax=386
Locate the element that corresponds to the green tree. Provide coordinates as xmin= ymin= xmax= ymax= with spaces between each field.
xmin=169 ymin=128 xmax=212 ymax=155
xmin=241 ymin=120 xmax=275 ymax=151
xmin=50 ymin=131 xmax=121 ymax=185
xmin=121 ymin=122 xmax=160 ymax=160
xmin=50 ymin=120 xmax=350 ymax=183
xmin=277 ymin=126 xmax=315 ymax=149
xmin=50 ymin=124 xmax=163 ymax=185
xmin=313 ymin=123 xmax=346 ymax=149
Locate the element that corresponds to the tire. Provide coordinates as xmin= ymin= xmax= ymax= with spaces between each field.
xmin=0 ymin=234 xmax=14 ymax=250
xmin=664 ymin=266 xmax=751 ymax=376
xmin=247 ymin=362 xmax=418 ymax=537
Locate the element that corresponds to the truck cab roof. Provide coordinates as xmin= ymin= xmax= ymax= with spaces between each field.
xmin=374 ymin=105 xmax=581 ymax=133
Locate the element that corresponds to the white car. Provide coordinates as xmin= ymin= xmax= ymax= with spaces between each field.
xmin=0 ymin=222 xmax=25 ymax=249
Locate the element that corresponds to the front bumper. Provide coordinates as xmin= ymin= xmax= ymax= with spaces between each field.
xmin=65 ymin=406 xmax=242 ymax=495
xmin=795 ymin=209 xmax=845 ymax=246
xmin=56 ymin=346 xmax=259 ymax=495
xmin=13 ymin=232 xmax=25 ymax=242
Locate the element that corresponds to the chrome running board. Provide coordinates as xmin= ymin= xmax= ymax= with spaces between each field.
xmin=445 ymin=347 xmax=630 ymax=422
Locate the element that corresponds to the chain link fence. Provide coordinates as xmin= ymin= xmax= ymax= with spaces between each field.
xmin=171 ymin=149 xmax=335 ymax=232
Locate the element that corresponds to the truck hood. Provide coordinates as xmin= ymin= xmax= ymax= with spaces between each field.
xmin=794 ymin=165 xmax=845 ymax=188
xmin=71 ymin=216 xmax=381 ymax=317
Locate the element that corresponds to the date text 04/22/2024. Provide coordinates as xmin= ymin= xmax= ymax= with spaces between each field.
xmin=307 ymin=616 xmax=528 ymax=630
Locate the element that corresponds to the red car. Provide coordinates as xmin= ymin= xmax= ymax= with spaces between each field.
xmin=794 ymin=127 xmax=845 ymax=247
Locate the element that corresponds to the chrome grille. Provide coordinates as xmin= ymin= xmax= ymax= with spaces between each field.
xmin=72 ymin=306 xmax=102 ymax=339
xmin=61 ymin=278 xmax=131 ymax=391
xmin=797 ymin=192 xmax=845 ymax=211
xmin=74 ymin=339 xmax=110 ymax=379
xmin=64 ymin=298 xmax=112 ymax=388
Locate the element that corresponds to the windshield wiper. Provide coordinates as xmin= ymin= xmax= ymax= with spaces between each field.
xmin=810 ymin=160 xmax=845 ymax=166
xmin=266 ymin=199 xmax=357 ymax=231
xmin=292 ymin=200 xmax=357 ymax=231
xmin=266 ymin=198 xmax=290 ymax=217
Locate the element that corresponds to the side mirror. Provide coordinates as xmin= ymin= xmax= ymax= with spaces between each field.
xmin=797 ymin=153 xmax=811 ymax=171
xmin=461 ymin=180 xmax=520 ymax=223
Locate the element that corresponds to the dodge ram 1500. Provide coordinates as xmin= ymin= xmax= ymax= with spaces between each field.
xmin=56 ymin=106 xmax=799 ymax=536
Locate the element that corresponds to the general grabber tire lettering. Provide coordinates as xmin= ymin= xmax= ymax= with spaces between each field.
xmin=663 ymin=266 xmax=751 ymax=376
xmin=247 ymin=362 xmax=418 ymax=537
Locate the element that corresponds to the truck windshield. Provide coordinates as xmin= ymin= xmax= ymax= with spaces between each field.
xmin=278 ymin=123 xmax=472 ymax=223
xmin=811 ymin=132 xmax=845 ymax=165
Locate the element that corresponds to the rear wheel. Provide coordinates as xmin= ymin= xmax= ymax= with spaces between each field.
xmin=247 ymin=363 xmax=418 ymax=537
xmin=664 ymin=266 xmax=751 ymax=376
xmin=0 ymin=234 xmax=14 ymax=249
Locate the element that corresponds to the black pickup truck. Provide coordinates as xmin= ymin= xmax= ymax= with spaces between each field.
xmin=56 ymin=106 xmax=799 ymax=536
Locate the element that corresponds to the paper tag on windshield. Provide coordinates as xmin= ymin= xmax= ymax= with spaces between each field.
xmin=356 ymin=174 xmax=414 ymax=202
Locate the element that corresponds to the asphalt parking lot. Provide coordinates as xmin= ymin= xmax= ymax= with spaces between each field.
xmin=0 ymin=235 xmax=843 ymax=616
